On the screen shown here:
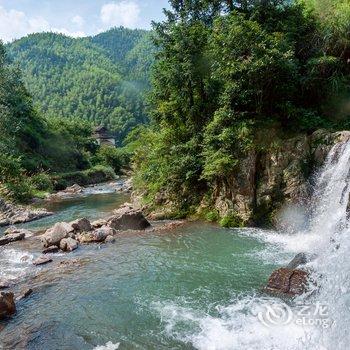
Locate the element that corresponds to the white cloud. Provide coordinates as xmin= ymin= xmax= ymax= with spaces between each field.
xmin=0 ymin=6 xmax=86 ymax=42
xmin=72 ymin=15 xmax=85 ymax=27
xmin=100 ymin=1 xmax=140 ymax=28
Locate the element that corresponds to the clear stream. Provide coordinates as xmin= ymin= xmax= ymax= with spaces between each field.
xmin=1 ymin=135 xmax=350 ymax=350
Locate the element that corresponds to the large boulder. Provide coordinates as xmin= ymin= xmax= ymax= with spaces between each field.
xmin=0 ymin=292 xmax=16 ymax=319
xmin=60 ymin=238 xmax=78 ymax=252
xmin=108 ymin=205 xmax=151 ymax=231
xmin=0 ymin=232 xmax=25 ymax=246
xmin=41 ymin=222 xmax=74 ymax=248
xmin=265 ymin=268 xmax=309 ymax=296
xmin=78 ymin=226 xmax=114 ymax=243
xmin=70 ymin=218 xmax=92 ymax=232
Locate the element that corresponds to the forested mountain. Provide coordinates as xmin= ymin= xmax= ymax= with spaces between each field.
xmin=6 ymin=27 xmax=155 ymax=142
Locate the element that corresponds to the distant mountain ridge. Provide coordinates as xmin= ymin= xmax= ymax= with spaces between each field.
xmin=6 ymin=27 xmax=155 ymax=142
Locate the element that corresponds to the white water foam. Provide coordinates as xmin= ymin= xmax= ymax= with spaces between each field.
xmin=94 ymin=341 xmax=120 ymax=350
xmin=0 ymin=248 xmax=34 ymax=281
xmin=156 ymin=138 xmax=350 ymax=349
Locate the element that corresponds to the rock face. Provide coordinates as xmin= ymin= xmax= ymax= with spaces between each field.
xmin=108 ymin=205 xmax=151 ymax=231
xmin=0 ymin=292 xmax=16 ymax=319
xmin=208 ymin=130 xmax=350 ymax=225
xmin=0 ymin=198 xmax=52 ymax=227
xmin=41 ymin=222 xmax=74 ymax=247
xmin=0 ymin=232 xmax=25 ymax=246
xmin=265 ymin=268 xmax=309 ymax=296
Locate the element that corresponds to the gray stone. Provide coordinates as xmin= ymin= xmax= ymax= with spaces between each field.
xmin=70 ymin=218 xmax=92 ymax=232
xmin=0 ymin=232 xmax=25 ymax=246
xmin=108 ymin=205 xmax=151 ymax=231
xmin=42 ymin=245 xmax=60 ymax=254
xmin=78 ymin=226 xmax=114 ymax=243
xmin=59 ymin=237 xmax=78 ymax=252
xmin=105 ymin=235 xmax=116 ymax=243
xmin=286 ymin=253 xmax=316 ymax=269
xmin=33 ymin=256 xmax=53 ymax=266
xmin=41 ymin=222 xmax=74 ymax=247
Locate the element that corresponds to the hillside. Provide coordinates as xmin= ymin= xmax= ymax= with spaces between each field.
xmin=6 ymin=27 xmax=155 ymax=143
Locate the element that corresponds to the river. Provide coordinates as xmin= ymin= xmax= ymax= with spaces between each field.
xmin=1 ymin=136 xmax=350 ymax=350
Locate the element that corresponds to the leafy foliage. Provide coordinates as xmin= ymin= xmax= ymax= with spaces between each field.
xmin=131 ymin=0 xmax=350 ymax=217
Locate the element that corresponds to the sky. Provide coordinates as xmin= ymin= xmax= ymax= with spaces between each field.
xmin=0 ymin=0 xmax=170 ymax=42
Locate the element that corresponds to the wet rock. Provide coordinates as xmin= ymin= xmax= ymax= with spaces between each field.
xmin=16 ymin=288 xmax=33 ymax=301
xmin=0 ymin=279 xmax=11 ymax=289
xmin=265 ymin=268 xmax=309 ymax=296
xmin=78 ymin=226 xmax=114 ymax=243
xmin=70 ymin=218 xmax=92 ymax=232
xmin=0 ymin=292 xmax=16 ymax=319
xmin=4 ymin=226 xmax=33 ymax=237
xmin=42 ymin=245 xmax=60 ymax=254
xmin=105 ymin=235 xmax=116 ymax=243
xmin=59 ymin=237 xmax=78 ymax=252
xmin=91 ymin=219 xmax=107 ymax=229
xmin=0 ymin=232 xmax=25 ymax=246
xmin=286 ymin=253 xmax=316 ymax=269
xmin=41 ymin=222 xmax=74 ymax=247
xmin=33 ymin=256 xmax=53 ymax=266
xmin=108 ymin=205 xmax=151 ymax=231
xmin=47 ymin=184 xmax=83 ymax=200
xmin=0 ymin=198 xmax=52 ymax=227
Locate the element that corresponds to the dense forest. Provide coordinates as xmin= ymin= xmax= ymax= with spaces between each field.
xmin=130 ymin=0 xmax=350 ymax=220
xmin=7 ymin=27 xmax=155 ymax=142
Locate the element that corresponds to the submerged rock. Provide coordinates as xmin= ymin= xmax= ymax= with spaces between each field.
xmin=60 ymin=237 xmax=78 ymax=252
xmin=42 ymin=246 xmax=60 ymax=254
xmin=105 ymin=235 xmax=116 ymax=243
xmin=33 ymin=256 xmax=53 ymax=266
xmin=108 ymin=205 xmax=151 ymax=231
xmin=0 ymin=232 xmax=25 ymax=246
xmin=0 ymin=292 xmax=16 ymax=319
xmin=265 ymin=268 xmax=309 ymax=296
xmin=16 ymin=289 xmax=33 ymax=301
xmin=41 ymin=222 xmax=74 ymax=247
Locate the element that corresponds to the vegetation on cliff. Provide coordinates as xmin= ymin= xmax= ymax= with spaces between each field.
xmin=131 ymin=0 xmax=350 ymax=223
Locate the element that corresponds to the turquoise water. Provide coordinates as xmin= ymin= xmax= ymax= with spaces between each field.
xmin=0 ymin=191 xmax=297 ymax=349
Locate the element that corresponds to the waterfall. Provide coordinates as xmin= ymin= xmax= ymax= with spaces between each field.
xmin=304 ymin=138 xmax=350 ymax=349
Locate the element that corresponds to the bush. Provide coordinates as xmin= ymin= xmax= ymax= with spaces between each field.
xmin=52 ymin=165 xmax=116 ymax=190
xmin=93 ymin=146 xmax=126 ymax=174
xmin=206 ymin=210 xmax=220 ymax=222
xmin=30 ymin=173 xmax=53 ymax=192
xmin=219 ymin=213 xmax=243 ymax=228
